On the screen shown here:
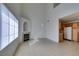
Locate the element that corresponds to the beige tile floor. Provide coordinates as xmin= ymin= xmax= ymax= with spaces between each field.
xmin=15 ymin=39 xmax=79 ymax=56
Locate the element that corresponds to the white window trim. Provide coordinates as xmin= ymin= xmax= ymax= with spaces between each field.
xmin=0 ymin=4 xmax=19 ymax=51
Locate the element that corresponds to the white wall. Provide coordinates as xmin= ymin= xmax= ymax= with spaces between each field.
xmin=46 ymin=3 xmax=79 ymax=42
xmin=21 ymin=4 xmax=47 ymax=40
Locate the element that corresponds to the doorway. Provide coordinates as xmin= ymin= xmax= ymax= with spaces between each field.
xmin=59 ymin=20 xmax=73 ymax=42
xmin=59 ymin=12 xmax=79 ymax=42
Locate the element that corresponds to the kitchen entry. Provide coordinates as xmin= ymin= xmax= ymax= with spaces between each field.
xmin=59 ymin=20 xmax=79 ymax=42
xmin=59 ymin=12 xmax=79 ymax=42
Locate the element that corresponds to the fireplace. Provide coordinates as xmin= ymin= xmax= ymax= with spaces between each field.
xmin=24 ymin=34 xmax=29 ymax=41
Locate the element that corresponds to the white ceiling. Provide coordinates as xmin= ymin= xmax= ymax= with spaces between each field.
xmin=60 ymin=12 xmax=79 ymax=22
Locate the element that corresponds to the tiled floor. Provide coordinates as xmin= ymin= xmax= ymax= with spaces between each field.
xmin=15 ymin=39 xmax=79 ymax=56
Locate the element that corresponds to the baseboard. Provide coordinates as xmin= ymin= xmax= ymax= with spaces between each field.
xmin=38 ymin=37 xmax=48 ymax=39
xmin=44 ymin=37 xmax=59 ymax=43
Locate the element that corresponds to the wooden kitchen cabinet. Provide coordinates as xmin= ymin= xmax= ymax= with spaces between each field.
xmin=72 ymin=23 xmax=79 ymax=42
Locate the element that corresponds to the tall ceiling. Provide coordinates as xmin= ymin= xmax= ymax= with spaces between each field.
xmin=21 ymin=3 xmax=47 ymax=20
xmin=5 ymin=3 xmax=61 ymax=20
xmin=60 ymin=12 xmax=79 ymax=22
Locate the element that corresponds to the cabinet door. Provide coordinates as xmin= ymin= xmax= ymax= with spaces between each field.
xmin=72 ymin=23 xmax=78 ymax=42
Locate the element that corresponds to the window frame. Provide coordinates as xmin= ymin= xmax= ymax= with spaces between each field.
xmin=0 ymin=4 xmax=1 ymax=50
xmin=0 ymin=4 xmax=19 ymax=51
